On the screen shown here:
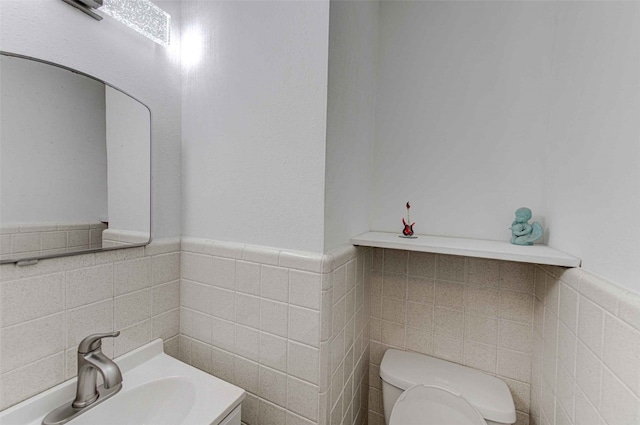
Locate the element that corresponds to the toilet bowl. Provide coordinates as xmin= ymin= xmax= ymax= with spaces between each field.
xmin=380 ymin=349 xmax=516 ymax=425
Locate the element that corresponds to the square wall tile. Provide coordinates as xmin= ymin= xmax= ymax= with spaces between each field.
xmin=114 ymin=289 xmax=152 ymax=329
xmin=600 ymin=368 xmax=640 ymax=425
xmin=152 ymin=309 xmax=180 ymax=340
xmin=260 ymin=332 xmax=288 ymax=372
xmin=465 ymin=313 xmax=498 ymax=346
xmin=181 ymin=279 xmax=212 ymax=314
xmin=577 ymin=297 xmax=604 ymax=358
xmin=12 ymin=233 xmax=41 ymax=253
xmin=233 ymin=356 xmax=259 ymax=394
xmin=433 ymin=330 xmax=462 ymax=363
xmin=259 ymin=399 xmax=287 ymax=425
xmin=467 ymin=258 xmax=499 ymax=288
xmin=114 ymin=320 xmax=151 ymax=357
xmin=210 ymin=346 xmax=234 ymax=383
xmin=67 ymin=300 xmax=113 ymax=347
xmin=559 ymin=284 xmax=579 ymax=333
xmin=235 ymin=324 xmax=259 ymax=362
xmin=498 ymin=319 xmax=532 ymax=354
xmin=261 ymin=265 xmax=289 ymax=303
xmin=66 ymin=264 xmax=113 ymax=309
xmin=464 ymin=288 xmax=499 ymax=316
xmin=497 ymin=349 xmax=531 ymax=383
xmin=1 ymin=273 xmax=64 ymax=327
xmin=235 ymin=293 xmax=260 ymax=329
xmin=0 ymin=352 xmax=64 ymax=411
xmin=619 ymin=291 xmax=640 ymax=332
xmin=381 ymin=297 xmax=407 ymax=325
xmin=0 ymin=313 xmax=65 ymax=374
xmin=151 ymin=252 xmax=180 ymax=285
xmin=407 ymin=277 xmax=435 ymax=305
xmin=236 ymin=261 xmax=261 ymax=296
xmin=463 ymin=341 xmax=496 ymax=374
xmin=381 ymin=320 xmax=406 ymax=348
xmin=383 ymin=250 xmax=407 ymax=275
xmin=211 ymin=257 xmax=236 ymax=290
xmin=406 ymin=327 xmax=432 ymax=355
xmin=435 ymin=255 xmax=466 ymax=283
xmin=114 ymin=258 xmax=150 ymax=296
xmin=210 ymin=316 xmax=234 ymax=352
xmin=289 ymin=306 xmax=320 ymax=347
xmin=557 ymin=322 xmax=576 ymax=376
xmin=181 ymin=253 xmax=214 ymax=285
xmin=534 ymin=267 xmax=546 ymax=302
xmin=181 ymin=309 xmax=212 ymax=344
xmin=435 ymin=281 xmax=464 ymax=310
xmin=382 ymin=274 xmax=407 ymax=300
xmin=259 ymin=365 xmax=288 ymax=407
xmin=602 ymin=314 xmax=640 ymax=396
xmin=288 ymin=341 xmax=319 ymax=384
xmin=210 ymin=286 xmax=235 ymax=321
xmin=434 ymin=307 xmax=463 ymax=337
xmin=152 ymin=280 xmax=180 ymax=315
xmin=499 ymin=290 xmax=533 ymax=324
xmin=500 ymin=262 xmax=534 ymax=294
xmin=290 ymin=271 xmax=321 ymax=310
xmin=191 ymin=339 xmax=212 ymax=373
xmin=261 ymin=299 xmax=289 ymax=338
xmin=407 ymin=302 xmax=433 ymax=330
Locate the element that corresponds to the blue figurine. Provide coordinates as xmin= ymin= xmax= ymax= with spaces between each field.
xmin=510 ymin=207 xmax=543 ymax=245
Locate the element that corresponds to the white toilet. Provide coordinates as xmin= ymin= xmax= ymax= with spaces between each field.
xmin=380 ymin=349 xmax=516 ymax=425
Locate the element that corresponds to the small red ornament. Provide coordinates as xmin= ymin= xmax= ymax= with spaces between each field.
xmin=401 ymin=202 xmax=415 ymax=236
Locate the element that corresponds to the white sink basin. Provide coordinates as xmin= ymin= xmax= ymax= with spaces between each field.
xmin=0 ymin=340 xmax=245 ymax=425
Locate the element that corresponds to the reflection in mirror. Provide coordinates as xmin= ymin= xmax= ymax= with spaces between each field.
xmin=0 ymin=53 xmax=151 ymax=263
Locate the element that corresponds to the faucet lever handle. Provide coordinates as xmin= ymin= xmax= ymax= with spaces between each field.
xmin=78 ymin=331 xmax=120 ymax=354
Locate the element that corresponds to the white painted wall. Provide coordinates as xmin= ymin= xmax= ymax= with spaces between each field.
xmin=181 ymin=0 xmax=330 ymax=253
xmin=544 ymin=2 xmax=640 ymax=292
xmin=323 ymin=0 xmax=378 ymax=252
xmin=373 ymin=1 xmax=553 ymax=241
xmin=0 ymin=55 xmax=108 ymax=224
xmin=372 ymin=1 xmax=640 ymax=293
xmin=105 ymin=86 xmax=151 ymax=235
xmin=0 ymin=0 xmax=182 ymax=238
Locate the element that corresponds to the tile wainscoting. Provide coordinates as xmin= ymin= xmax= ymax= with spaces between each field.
xmin=0 ymin=222 xmax=107 ymax=261
xmin=178 ymin=238 xmax=371 ymax=425
xmin=0 ymin=237 xmax=181 ymax=410
xmin=366 ymin=249 xmax=534 ymax=425
xmin=531 ymin=265 xmax=640 ymax=425
xmin=2 ymin=237 xmax=639 ymax=425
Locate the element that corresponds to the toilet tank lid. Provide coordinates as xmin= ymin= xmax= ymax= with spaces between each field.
xmin=380 ymin=349 xmax=516 ymax=424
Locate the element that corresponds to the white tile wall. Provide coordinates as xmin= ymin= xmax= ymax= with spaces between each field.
xmin=0 ymin=237 xmax=181 ymax=410
xmin=367 ymin=249 xmax=534 ymax=425
xmin=178 ymin=237 xmax=343 ymax=425
xmin=178 ymin=238 xmax=371 ymax=425
xmin=531 ymin=266 xmax=640 ymax=425
xmin=323 ymin=245 xmax=370 ymax=425
xmin=6 ymin=236 xmax=638 ymax=425
xmin=0 ymin=222 xmax=107 ymax=261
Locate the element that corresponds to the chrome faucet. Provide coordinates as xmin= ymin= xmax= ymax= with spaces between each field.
xmin=43 ymin=332 xmax=122 ymax=425
xmin=73 ymin=331 xmax=123 ymax=407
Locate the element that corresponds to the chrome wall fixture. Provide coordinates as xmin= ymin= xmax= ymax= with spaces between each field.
xmin=61 ymin=0 xmax=171 ymax=46
xmin=62 ymin=0 xmax=104 ymax=21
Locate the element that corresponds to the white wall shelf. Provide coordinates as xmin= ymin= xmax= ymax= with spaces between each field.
xmin=351 ymin=232 xmax=581 ymax=267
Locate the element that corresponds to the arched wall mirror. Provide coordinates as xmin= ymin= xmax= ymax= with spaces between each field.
xmin=0 ymin=52 xmax=151 ymax=264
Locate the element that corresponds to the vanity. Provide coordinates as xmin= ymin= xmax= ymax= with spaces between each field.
xmin=0 ymin=339 xmax=245 ymax=425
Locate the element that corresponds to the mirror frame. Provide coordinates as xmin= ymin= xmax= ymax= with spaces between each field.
xmin=0 ymin=51 xmax=152 ymax=265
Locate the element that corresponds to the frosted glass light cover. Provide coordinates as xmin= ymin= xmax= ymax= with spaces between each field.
xmin=100 ymin=0 xmax=170 ymax=46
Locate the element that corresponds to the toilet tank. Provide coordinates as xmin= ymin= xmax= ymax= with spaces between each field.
xmin=379 ymin=349 xmax=516 ymax=425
